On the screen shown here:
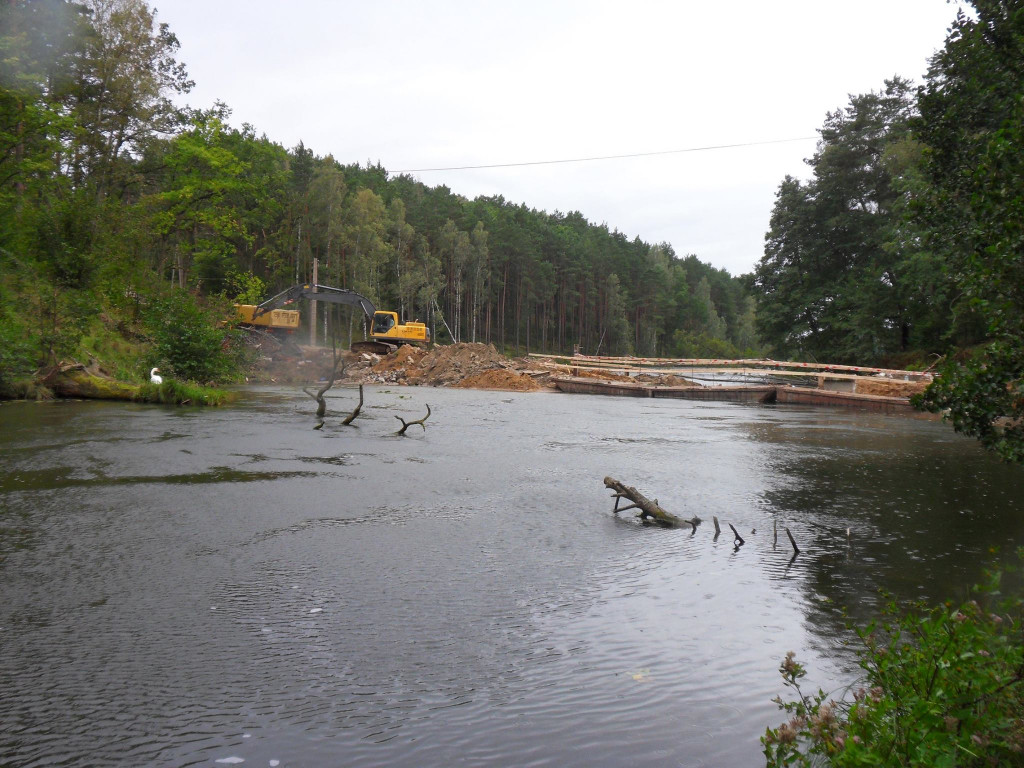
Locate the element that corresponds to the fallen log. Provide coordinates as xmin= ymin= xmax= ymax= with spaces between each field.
xmin=43 ymin=362 xmax=140 ymax=401
xmin=603 ymin=476 xmax=701 ymax=529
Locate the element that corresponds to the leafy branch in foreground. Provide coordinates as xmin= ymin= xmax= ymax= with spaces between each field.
xmin=764 ymin=559 xmax=1024 ymax=767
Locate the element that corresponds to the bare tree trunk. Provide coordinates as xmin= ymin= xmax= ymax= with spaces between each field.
xmin=302 ymin=335 xmax=344 ymax=417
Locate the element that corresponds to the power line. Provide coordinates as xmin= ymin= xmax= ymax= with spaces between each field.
xmin=392 ymin=136 xmax=818 ymax=173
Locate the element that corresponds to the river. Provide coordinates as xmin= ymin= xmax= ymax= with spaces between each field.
xmin=1 ymin=386 xmax=1022 ymax=767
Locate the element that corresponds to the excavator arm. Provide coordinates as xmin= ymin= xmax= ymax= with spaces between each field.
xmin=252 ymin=284 xmax=376 ymax=321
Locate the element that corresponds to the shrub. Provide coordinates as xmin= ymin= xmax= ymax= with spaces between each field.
xmin=764 ymin=559 xmax=1024 ymax=767
xmin=143 ymin=291 xmax=247 ymax=383
xmin=0 ymin=308 xmax=36 ymax=393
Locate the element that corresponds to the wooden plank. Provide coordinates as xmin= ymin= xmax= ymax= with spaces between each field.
xmin=528 ymin=352 xmax=932 ymax=380
xmin=775 ymin=386 xmax=915 ymax=414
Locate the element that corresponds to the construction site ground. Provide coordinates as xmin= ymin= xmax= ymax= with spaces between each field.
xmin=246 ymin=337 xmax=929 ymax=399
xmin=247 ymin=340 xmax=553 ymax=392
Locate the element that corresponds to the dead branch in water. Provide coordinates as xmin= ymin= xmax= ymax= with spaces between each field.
xmin=395 ymin=403 xmax=431 ymax=435
xmin=786 ymin=527 xmax=800 ymax=557
xmin=603 ymin=477 xmax=700 ymax=529
xmin=729 ymin=523 xmax=745 ymax=548
xmin=341 ymin=384 xmax=364 ymax=426
xmin=303 ymin=335 xmax=345 ymax=418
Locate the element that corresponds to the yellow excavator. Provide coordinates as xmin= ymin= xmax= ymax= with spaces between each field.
xmin=238 ymin=283 xmax=430 ymax=355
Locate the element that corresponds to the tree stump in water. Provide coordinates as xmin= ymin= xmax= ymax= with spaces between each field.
xmin=603 ymin=476 xmax=701 ymax=529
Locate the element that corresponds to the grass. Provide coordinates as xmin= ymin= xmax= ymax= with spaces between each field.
xmin=134 ymin=379 xmax=236 ymax=406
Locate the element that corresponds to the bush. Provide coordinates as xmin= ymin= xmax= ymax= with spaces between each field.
xmin=764 ymin=559 xmax=1024 ymax=766
xmin=0 ymin=308 xmax=36 ymax=393
xmin=143 ymin=291 xmax=247 ymax=383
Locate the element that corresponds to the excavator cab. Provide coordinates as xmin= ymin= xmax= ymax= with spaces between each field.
xmin=372 ymin=312 xmax=396 ymax=335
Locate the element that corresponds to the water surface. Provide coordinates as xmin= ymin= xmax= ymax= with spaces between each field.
xmin=1 ymin=387 xmax=1021 ymax=767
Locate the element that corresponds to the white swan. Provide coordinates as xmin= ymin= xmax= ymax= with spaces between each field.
xmin=150 ymin=367 xmax=163 ymax=384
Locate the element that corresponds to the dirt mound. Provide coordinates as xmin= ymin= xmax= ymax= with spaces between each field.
xmin=636 ymin=373 xmax=701 ymax=387
xmin=574 ymin=367 xmax=633 ymax=381
xmin=250 ymin=340 xmax=551 ymax=391
xmin=372 ymin=344 xmax=425 ymax=375
xmin=855 ymin=377 xmax=928 ymax=398
xmin=355 ymin=342 xmax=544 ymax=390
xmin=454 ymin=369 xmax=541 ymax=391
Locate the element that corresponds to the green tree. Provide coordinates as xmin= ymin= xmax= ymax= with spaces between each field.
xmin=913 ymin=1 xmax=1024 ymax=462
xmin=754 ymin=80 xmax=924 ymax=364
xmin=68 ymin=0 xmax=192 ymax=194
xmin=145 ymin=112 xmax=249 ymax=288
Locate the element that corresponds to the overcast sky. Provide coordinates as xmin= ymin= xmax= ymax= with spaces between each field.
xmin=154 ymin=0 xmax=962 ymax=277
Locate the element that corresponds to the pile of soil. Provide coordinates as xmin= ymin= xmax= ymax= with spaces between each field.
xmin=248 ymin=341 xmax=551 ymax=391
xmin=854 ymin=377 xmax=929 ymax=398
xmin=635 ymin=373 xmax=701 ymax=387
xmin=454 ymin=369 xmax=542 ymax=391
xmin=362 ymin=342 xmax=544 ymax=388
xmin=573 ymin=367 xmax=633 ymax=382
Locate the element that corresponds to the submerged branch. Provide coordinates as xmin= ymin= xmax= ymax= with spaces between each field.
xmin=395 ymin=403 xmax=431 ymax=435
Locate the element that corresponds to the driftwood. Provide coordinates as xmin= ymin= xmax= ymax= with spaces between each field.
xmin=42 ymin=362 xmax=139 ymax=400
xmin=786 ymin=528 xmax=800 ymax=556
xmin=729 ymin=523 xmax=745 ymax=548
xmin=341 ymin=384 xmax=364 ymax=426
xmin=601 ymin=478 xmax=806 ymax=557
xmin=395 ymin=403 xmax=431 ymax=435
xmin=603 ymin=476 xmax=701 ymax=529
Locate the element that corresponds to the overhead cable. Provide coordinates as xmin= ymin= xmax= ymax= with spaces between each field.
xmin=392 ymin=136 xmax=818 ymax=173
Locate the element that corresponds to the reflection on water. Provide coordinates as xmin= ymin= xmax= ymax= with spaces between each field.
xmin=1 ymin=390 xmax=1021 ymax=767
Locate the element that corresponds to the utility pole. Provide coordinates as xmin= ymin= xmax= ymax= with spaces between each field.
xmin=311 ymin=257 xmax=319 ymax=346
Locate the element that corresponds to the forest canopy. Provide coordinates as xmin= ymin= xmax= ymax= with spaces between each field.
xmin=0 ymin=0 xmax=758 ymax=390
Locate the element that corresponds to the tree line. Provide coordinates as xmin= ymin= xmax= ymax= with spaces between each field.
xmin=0 ymin=0 xmax=758 ymax=394
xmin=752 ymin=0 xmax=1023 ymax=461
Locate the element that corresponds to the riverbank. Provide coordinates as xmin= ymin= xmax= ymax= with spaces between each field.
xmin=248 ymin=341 xmax=934 ymax=416
xmin=4 ymin=340 xmax=932 ymax=419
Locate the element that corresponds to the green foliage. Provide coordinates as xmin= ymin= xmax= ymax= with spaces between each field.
xmin=225 ymin=270 xmax=266 ymax=304
xmin=764 ymin=561 xmax=1024 ymax=766
xmin=915 ymin=342 xmax=1024 ymax=463
xmin=905 ymin=1 xmax=1024 ymax=462
xmin=0 ymin=305 xmax=35 ymax=391
xmin=753 ymin=79 xmax=948 ymax=364
xmin=670 ymin=330 xmax=743 ymax=359
xmin=142 ymin=292 xmax=244 ymax=383
xmin=2 ymin=0 xmax=760 ymax=396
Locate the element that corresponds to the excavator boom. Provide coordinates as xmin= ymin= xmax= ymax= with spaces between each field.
xmin=253 ymin=284 xmax=376 ymax=321
xmin=246 ymin=283 xmax=429 ymax=354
